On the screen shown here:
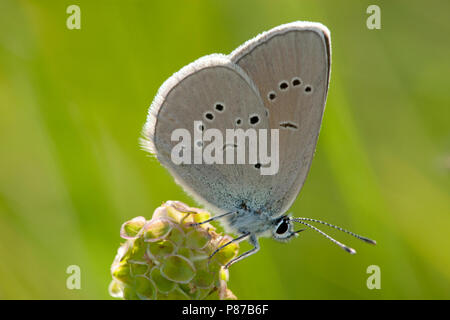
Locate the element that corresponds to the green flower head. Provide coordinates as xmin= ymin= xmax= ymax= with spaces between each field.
xmin=109 ymin=201 xmax=238 ymax=300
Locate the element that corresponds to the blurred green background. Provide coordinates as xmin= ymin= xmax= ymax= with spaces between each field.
xmin=0 ymin=0 xmax=449 ymax=299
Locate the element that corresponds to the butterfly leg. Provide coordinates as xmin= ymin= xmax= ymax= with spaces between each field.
xmin=190 ymin=211 xmax=236 ymax=227
xmin=208 ymin=232 xmax=250 ymax=261
xmin=224 ymin=234 xmax=260 ymax=269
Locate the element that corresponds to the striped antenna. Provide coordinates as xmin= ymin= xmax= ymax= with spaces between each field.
xmin=292 ymin=217 xmax=377 ymax=245
xmin=292 ymin=219 xmax=356 ymax=254
xmin=291 ymin=218 xmax=376 ymax=254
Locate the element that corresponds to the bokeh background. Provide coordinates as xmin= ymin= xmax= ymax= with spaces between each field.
xmin=0 ymin=0 xmax=449 ymax=299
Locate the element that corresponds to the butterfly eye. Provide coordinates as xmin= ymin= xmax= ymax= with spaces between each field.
xmin=276 ymin=220 xmax=289 ymax=235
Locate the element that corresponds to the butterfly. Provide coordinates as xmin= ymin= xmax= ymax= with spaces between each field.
xmin=142 ymin=21 xmax=375 ymax=268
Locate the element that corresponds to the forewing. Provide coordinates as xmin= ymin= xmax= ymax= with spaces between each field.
xmin=142 ymin=55 xmax=271 ymax=214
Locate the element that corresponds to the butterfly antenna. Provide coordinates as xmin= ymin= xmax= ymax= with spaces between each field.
xmin=291 ymin=219 xmax=357 ymax=254
xmin=292 ymin=217 xmax=376 ymax=245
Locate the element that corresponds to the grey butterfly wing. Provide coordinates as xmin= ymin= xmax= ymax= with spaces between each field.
xmin=230 ymin=22 xmax=331 ymax=215
xmin=142 ymin=54 xmax=271 ymax=214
